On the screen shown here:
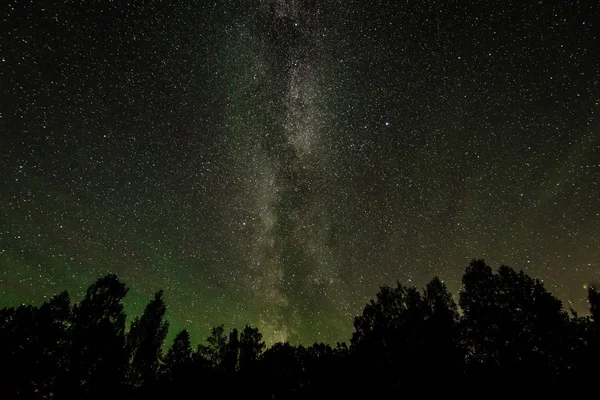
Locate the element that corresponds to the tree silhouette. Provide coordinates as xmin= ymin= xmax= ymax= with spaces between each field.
xmin=60 ymin=274 xmax=129 ymax=399
xmin=567 ymin=284 xmax=600 ymax=396
xmin=351 ymin=282 xmax=422 ymax=396
xmin=155 ymin=329 xmax=194 ymax=400
xmin=163 ymin=329 xmax=192 ymax=377
xmin=588 ymin=285 xmax=600 ymax=324
xmin=261 ymin=342 xmax=305 ymax=399
xmin=222 ymin=327 xmax=239 ymax=373
xmin=34 ymin=291 xmax=72 ymax=397
xmin=588 ymin=285 xmax=600 ymax=378
xmin=0 ymin=304 xmax=42 ymax=398
xmin=0 ymin=291 xmax=71 ymax=398
xmin=422 ymin=277 xmax=463 ymax=396
xmin=197 ymin=325 xmax=228 ymax=369
xmin=459 ymin=260 xmax=570 ymax=398
xmin=350 ymin=276 xmax=461 ymax=397
xmin=239 ymin=325 xmax=266 ymax=371
xmin=193 ymin=325 xmax=245 ymax=398
xmin=127 ymin=290 xmax=169 ymax=389
xmin=1 ymin=259 xmax=599 ymax=399
xmin=302 ymin=343 xmax=337 ymax=397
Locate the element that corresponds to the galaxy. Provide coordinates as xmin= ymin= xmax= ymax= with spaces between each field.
xmin=1 ymin=0 xmax=598 ymax=345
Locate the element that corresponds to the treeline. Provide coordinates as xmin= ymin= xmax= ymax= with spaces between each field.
xmin=1 ymin=259 xmax=600 ymax=399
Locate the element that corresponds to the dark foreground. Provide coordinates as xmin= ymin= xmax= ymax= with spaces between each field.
xmin=1 ymin=259 xmax=599 ymax=399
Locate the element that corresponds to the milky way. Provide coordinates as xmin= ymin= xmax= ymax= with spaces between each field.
xmin=1 ymin=1 xmax=599 ymax=345
xmin=219 ymin=0 xmax=343 ymax=342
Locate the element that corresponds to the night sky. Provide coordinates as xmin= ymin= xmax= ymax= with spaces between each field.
xmin=1 ymin=0 xmax=599 ymax=345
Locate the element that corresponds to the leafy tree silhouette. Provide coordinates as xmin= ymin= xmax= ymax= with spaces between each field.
xmin=588 ymin=285 xmax=600 ymax=324
xmin=422 ymin=276 xmax=464 ymax=396
xmin=150 ymin=329 xmax=194 ymax=400
xmin=34 ymin=291 xmax=72 ymax=397
xmin=0 ymin=304 xmax=41 ymax=398
xmin=222 ymin=327 xmax=240 ymax=373
xmin=239 ymin=325 xmax=266 ymax=371
xmin=350 ymin=276 xmax=461 ymax=398
xmin=587 ymin=285 xmax=600 ymax=380
xmin=302 ymin=343 xmax=337 ymax=398
xmin=126 ymin=290 xmax=169 ymax=389
xmin=2 ymin=260 xmax=600 ymax=399
xmin=230 ymin=325 xmax=266 ymax=398
xmin=0 ymin=291 xmax=72 ymax=398
xmin=59 ymin=274 xmax=129 ymax=399
xmin=163 ymin=329 xmax=192 ymax=378
xmin=197 ymin=325 xmax=228 ymax=369
xmin=567 ymin=284 xmax=600 ymax=396
xmin=193 ymin=325 xmax=243 ymax=398
xmin=261 ymin=342 xmax=306 ymax=400
xmin=459 ymin=259 xmax=570 ymax=399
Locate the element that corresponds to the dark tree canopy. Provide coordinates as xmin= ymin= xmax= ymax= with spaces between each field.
xmin=127 ymin=290 xmax=169 ymax=388
xmin=197 ymin=324 xmax=228 ymax=369
xmin=163 ymin=329 xmax=192 ymax=377
xmin=1 ymin=260 xmax=599 ymax=399
xmin=351 ymin=276 xmax=461 ymax=397
xmin=65 ymin=274 xmax=129 ymax=398
xmin=588 ymin=285 xmax=600 ymax=324
xmin=459 ymin=260 xmax=572 ymax=398
xmin=239 ymin=324 xmax=266 ymax=371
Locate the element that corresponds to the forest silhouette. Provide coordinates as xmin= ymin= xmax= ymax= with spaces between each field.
xmin=1 ymin=259 xmax=599 ymax=399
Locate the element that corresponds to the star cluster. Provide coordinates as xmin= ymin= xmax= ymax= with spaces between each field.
xmin=1 ymin=0 xmax=598 ymax=345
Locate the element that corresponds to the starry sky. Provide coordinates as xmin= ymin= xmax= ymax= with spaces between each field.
xmin=1 ymin=0 xmax=599 ymax=345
